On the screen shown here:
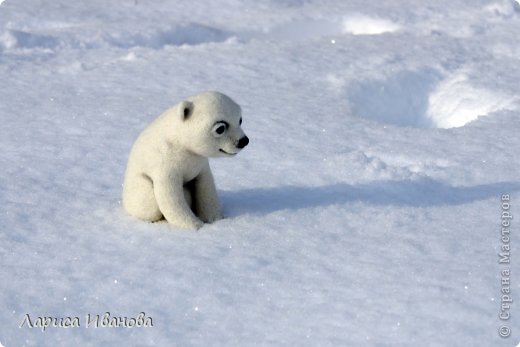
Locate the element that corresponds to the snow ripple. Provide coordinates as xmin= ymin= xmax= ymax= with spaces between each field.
xmin=0 ymin=23 xmax=234 ymax=51
xmin=108 ymin=24 xmax=233 ymax=49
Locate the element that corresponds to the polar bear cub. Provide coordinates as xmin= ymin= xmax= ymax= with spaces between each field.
xmin=123 ymin=91 xmax=249 ymax=229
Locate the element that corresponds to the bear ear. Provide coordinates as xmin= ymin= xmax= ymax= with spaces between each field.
xmin=179 ymin=101 xmax=194 ymax=121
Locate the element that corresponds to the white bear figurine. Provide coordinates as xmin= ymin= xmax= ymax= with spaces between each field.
xmin=123 ymin=91 xmax=249 ymax=229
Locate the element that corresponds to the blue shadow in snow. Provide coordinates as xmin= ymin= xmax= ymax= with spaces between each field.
xmin=220 ymin=178 xmax=520 ymax=216
xmin=348 ymin=69 xmax=442 ymax=128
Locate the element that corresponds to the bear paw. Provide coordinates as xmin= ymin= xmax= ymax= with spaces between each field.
xmin=200 ymin=211 xmax=223 ymax=224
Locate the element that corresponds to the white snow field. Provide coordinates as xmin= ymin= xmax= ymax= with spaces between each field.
xmin=1 ymin=0 xmax=520 ymax=346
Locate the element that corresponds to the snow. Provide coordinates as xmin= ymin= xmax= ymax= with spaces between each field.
xmin=427 ymin=71 xmax=518 ymax=128
xmin=342 ymin=15 xmax=401 ymax=35
xmin=1 ymin=0 xmax=520 ymax=346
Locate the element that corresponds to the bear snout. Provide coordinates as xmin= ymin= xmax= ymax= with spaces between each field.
xmin=236 ymin=136 xmax=249 ymax=149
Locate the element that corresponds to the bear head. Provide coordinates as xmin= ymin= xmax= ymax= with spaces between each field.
xmin=175 ymin=91 xmax=249 ymax=158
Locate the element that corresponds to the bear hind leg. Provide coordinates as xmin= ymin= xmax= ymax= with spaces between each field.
xmin=123 ymin=174 xmax=163 ymax=222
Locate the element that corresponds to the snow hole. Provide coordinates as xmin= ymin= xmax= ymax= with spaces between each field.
xmin=348 ymin=69 xmax=517 ymax=128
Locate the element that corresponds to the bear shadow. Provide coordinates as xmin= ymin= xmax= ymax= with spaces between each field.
xmin=220 ymin=178 xmax=520 ymax=217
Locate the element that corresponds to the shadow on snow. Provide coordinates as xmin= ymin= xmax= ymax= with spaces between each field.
xmin=221 ymin=178 xmax=520 ymax=216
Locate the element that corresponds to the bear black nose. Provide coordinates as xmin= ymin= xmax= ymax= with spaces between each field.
xmin=236 ymin=136 xmax=249 ymax=149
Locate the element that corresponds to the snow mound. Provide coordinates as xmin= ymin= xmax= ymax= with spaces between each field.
xmin=427 ymin=72 xmax=518 ymax=128
xmin=342 ymin=15 xmax=400 ymax=35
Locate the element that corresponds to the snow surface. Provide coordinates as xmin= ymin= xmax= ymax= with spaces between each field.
xmin=1 ymin=0 xmax=520 ymax=346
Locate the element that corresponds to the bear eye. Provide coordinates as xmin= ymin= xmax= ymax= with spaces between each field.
xmin=212 ymin=122 xmax=228 ymax=137
xmin=216 ymin=125 xmax=225 ymax=134
xmin=239 ymin=117 xmax=242 ymax=125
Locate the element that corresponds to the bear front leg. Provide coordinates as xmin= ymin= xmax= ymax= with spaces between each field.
xmin=153 ymin=174 xmax=204 ymax=229
xmin=193 ymin=163 xmax=223 ymax=223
